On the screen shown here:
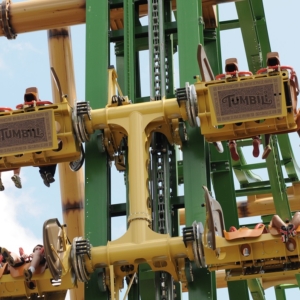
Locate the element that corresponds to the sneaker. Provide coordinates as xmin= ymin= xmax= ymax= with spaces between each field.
xmin=40 ymin=173 xmax=50 ymax=187
xmin=0 ymin=179 xmax=4 ymax=191
xmin=287 ymin=224 xmax=296 ymax=237
xmin=0 ymin=247 xmax=15 ymax=266
xmin=229 ymin=141 xmax=239 ymax=161
xmin=11 ymin=175 xmax=22 ymax=189
xmin=280 ymin=226 xmax=289 ymax=243
xmin=252 ymin=137 xmax=260 ymax=158
xmin=24 ymin=269 xmax=33 ymax=282
xmin=46 ymin=172 xmax=55 ymax=184
xmin=262 ymin=145 xmax=272 ymax=159
xmin=213 ymin=141 xmax=224 ymax=153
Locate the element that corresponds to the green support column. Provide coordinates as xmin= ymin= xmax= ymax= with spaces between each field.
xmin=85 ymin=1 xmax=110 ymax=299
xmin=275 ymin=286 xmax=287 ymax=300
xmin=265 ymin=135 xmax=291 ymax=221
xmin=210 ymin=145 xmax=250 ymax=300
xmin=177 ymin=0 xmax=216 ymax=298
xmin=247 ymin=278 xmax=266 ymax=300
xmin=123 ymin=0 xmax=136 ymax=100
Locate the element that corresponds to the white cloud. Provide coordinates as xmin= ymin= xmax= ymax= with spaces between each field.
xmin=0 ymin=171 xmax=41 ymax=254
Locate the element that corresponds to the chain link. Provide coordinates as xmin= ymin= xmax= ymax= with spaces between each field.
xmin=151 ymin=134 xmax=176 ymax=299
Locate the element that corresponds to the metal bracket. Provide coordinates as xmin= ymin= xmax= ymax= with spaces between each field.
xmin=0 ymin=0 xmax=16 ymax=39
xmin=72 ymin=101 xmax=91 ymax=143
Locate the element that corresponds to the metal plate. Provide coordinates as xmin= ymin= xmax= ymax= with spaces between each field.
xmin=0 ymin=110 xmax=55 ymax=156
xmin=208 ymin=76 xmax=284 ymax=125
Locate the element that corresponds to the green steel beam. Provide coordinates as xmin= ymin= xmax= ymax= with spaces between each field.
xmin=110 ymin=22 xmax=178 ymax=42
xmin=177 ymin=0 xmax=217 ymax=298
xmin=219 ymin=19 xmax=240 ymax=31
xmin=277 ymin=134 xmax=300 ymax=181
xmin=247 ymin=279 xmax=266 ymax=300
xmin=210 ymin=144 xmax=249 ymax=299
xmin=210 ymin=144 xmax=239 ymax=228
xmin=274 ymin=286 xmax=287 ymax=300
xmin=85 ymin=1 xmax=110 ymax=299
xmin=296 ymin=274 xmax=300 ymax=287
xmin=235 ymin=0 xmax=270 ymax=73
xmin=123 ymin=0 xmax=136 ymax=100
xmin=265 ymin=135 xmax=291 ymax=221
xmin=250 ymin=0 xmax=271 ymax=62
xmin=228 ymin=281 xmax=250 ymax=300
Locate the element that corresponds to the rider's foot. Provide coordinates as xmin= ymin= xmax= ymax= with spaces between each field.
xmin=229 ymin=141 xmax=239 ymax=161
xmin=11 ymin=175 xmax=22 ymax=189
xmin=262 ymin=145 xmax=272 ymax=159
xmin=40 ymin=173 xmax=50 ymax=187
xmin=24 ymin=269 xmax=33 ymax=282
xmin=252 ymin=137 xmax=260 ymax=158
xmin=0 ymin=179 xmax=4 ymax=191
xmin=0 ymin=247 xmax=15 ymax=266
xmin=46 ymin=172 xmax=55 ymax=184
xmin=287 ymin=224 xmax=296 ymax=237
xmin=280 ymin=226 xmax=289 ymax=243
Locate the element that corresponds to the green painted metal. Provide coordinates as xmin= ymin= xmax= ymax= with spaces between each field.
xmin=83 ymin=0 xmax=300 ymax=299
xmin=209 ymin=6 xmax=251 ymax=299
xmin=176 ymin=0 xmax=218 ymax=298
xmin=228 ymin=281 xmax=250 ymax=300
xmin=123 ymin=0 xmax=136 ymax=100
xmin=265 ymin=135 xmax=291 ymax=221
xmin=85 ymin=1 xmax=110 ymax=299
xmin=277 ymin=134 xmax=300 ymax=181
xmin=274 ymin=286 xmax=287 ymax=300
xmin=210 ymin=144 xmax=250 ymax=299
xmin=296 ymin=274 xmax=300 ymax=288
xmin=235 ymin=0 xmax=270 ymax=73
xmin=247 ymin=279 xmax=266 ymax=300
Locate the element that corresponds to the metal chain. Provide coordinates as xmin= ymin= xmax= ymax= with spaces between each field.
xmin=152 ymin=0 xmax=161 ymax=100
xmin=151 ymin=134 xmax=176 ymax=300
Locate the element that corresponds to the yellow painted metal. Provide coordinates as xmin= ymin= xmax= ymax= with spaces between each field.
xmin=0 ymin=109 xmax=56 ymax=156
xmin=88 ymin=221 xmax=194 ymax=281
xmin=0 ymin=245 xmax=74 ymax=298
xmin=3 ymin=0 xmax=222 ymax=37
xmin=0 ymin=100 xmax=81 ymax=170
xmin=196 ymin=71 xmax=298 ymax=142
xmin=203 ymin=232 xmax=300 ymax=280
xmin=8 ymin=0 xmax=85 ymax=36
xmin=77 ymin=70 xmax=193 ymax=295
xmin=215 ymin=270 xmax=299 ymax=290
xmin=48 ymin=27 xmax=85 ymax=300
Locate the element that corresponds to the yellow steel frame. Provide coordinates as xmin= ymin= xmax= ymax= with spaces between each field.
xmin=0 ymin=97 xmax=81 ymax=170
xmin=197 ymin=71 xmax=298 ymax=142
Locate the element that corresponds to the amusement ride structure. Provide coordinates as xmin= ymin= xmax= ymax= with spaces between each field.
xmin=0 ymin=0 xmax=299 ymax=299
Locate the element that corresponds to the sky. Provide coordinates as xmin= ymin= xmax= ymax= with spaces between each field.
xmin=0 ymin=0 xmax=300 ymax=299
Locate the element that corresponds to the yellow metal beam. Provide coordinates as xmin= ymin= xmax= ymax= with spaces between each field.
xmin=1 ymin=0 xmax=225 ymax=37
xmin=48 ymin=27 xmax=85 ymax=299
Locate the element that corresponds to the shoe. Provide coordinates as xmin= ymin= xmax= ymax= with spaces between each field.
xmin=0 ymin=179 xmax=4 ymax=191
xmin=280 ymin=226 xmax=289 ymax=243
xmin=0 ymin=247 xmax=15 ymax=266
xmin=252 ymin=137 xmax=260 ymax=158
xmin=213 ymin=141 xmax=224 ymax=153
xmin=40 ymin=173 xmax=50 ymax=187
xmin=46 ymin=172 xmax=55 ymax=184
xmin=229 ymin=141 xmax=239 ymax=161
xmin=287 ymin=224 xmax=296 ymax=237
xmin=11 ymin=175 xmax=22 ymax=189
xmin=262 ymin=145 xmax=272 ymax=159
xmin=24 ymin=269 xmax=33 ymax=282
